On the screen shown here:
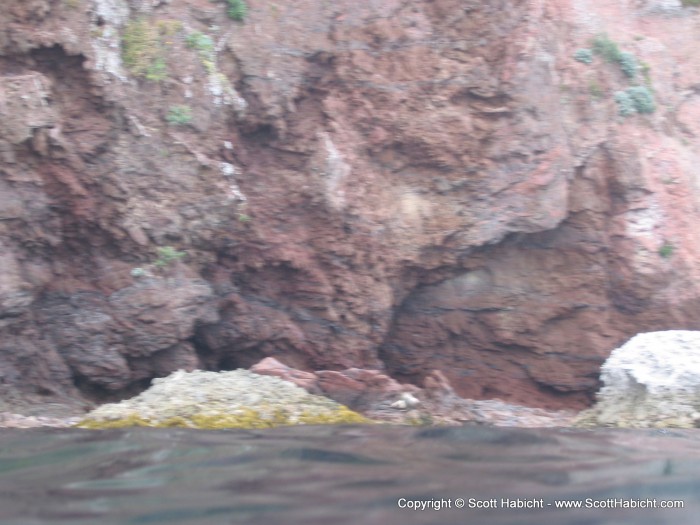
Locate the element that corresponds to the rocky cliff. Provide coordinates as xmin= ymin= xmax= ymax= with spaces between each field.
xmin=1 ymin=0 xmax=700 ymax=412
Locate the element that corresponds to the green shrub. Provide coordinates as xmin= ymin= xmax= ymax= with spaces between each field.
xmin=592 ymin=34 xmax=622 ymax=63
xmin=154 ymin=246 xmax=186 ymax=267
xmin=186 ymin=32 xmax=216 ymax=74
xmin=574 ymin=48 xmax=594 ymax=64
xmin=614 ymin=90 xmax=636 ymax=116
xmin=166 ymin=105 xmax=193 ymax=126
xmin=122 ymin=19 xmax=168 ymax=81
xmin=185 ymin=32 xmax=215 ymax=53
xmin=615 ymin=86 xmax=656 ymax=117
xmin=627 ymin=86 xmax=655 ymax=114
xmin=586 ymin=35 xmax=656 ymax=116
xmin=658 ymin=243 xmax=674 ymax=258
xmin=145 ymin=58 xmax=167 ymax=82
xmin=226 ymin=0 xmax=248 ymax=21
xmin=618 ymin=52 xmax=638 ymax=79
xmin=682 ymin=0 xmax=700 ymax=6
xmin=591 ymin=35 xmax=641 ymax=80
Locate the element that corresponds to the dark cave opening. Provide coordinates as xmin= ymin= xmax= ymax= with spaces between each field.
xmin=72 ymin=374 xmax=155 ymax=405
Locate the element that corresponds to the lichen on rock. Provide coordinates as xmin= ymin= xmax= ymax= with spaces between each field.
xmin=77 ymin=369 xmax=370 ymax=429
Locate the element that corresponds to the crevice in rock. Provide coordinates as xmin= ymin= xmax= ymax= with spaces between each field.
xmin=72 ymin=374 xmax=154 ymax=405
xmin=377 ymin=220 xmax=619 ymax=409
xmin=216 ymin=347 xmax=267 ymax=371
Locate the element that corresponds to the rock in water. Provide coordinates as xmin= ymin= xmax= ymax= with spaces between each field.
xmin=577 ymin=331 xmax=700 ymax=428
xmin=78 ymin=370 xmax=369 ymax=429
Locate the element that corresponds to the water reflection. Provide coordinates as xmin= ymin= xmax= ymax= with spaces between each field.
xmin=0 ymin=425 xmax=698 ymax=524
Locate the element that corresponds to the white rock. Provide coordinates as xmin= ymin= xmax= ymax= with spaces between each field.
xmin=400 ymin=392 xmax=421 ymax=408
xmin=583 ymin=331 xmax=700 ymax=428
xmin=390 ymin=392 xmax=421 ymax=410
xmin=390 ymin=399 xmax=407 ymax=410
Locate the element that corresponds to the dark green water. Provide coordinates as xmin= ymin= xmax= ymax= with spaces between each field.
xmin=0 ymin=425 xmax=699 ymax=524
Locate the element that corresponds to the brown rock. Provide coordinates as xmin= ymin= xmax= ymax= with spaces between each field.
xmin=250 ymin=357 xmax=321 ymax=395
xmin=250 ymin=360 xmax=575 ymax=427
xmin=316 ymin=368 xmax=421 ymax=411
xmin=1 ymin=0 xmax=700 ymax=415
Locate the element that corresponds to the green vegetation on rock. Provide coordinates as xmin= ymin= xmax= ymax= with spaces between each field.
xmin=154 ymin=246 xmax=186 ymax=267
xmin=185 ymin=31 xmax=217 ymax=74
xmin=615 ymin=86 xmax=656 ymax=116
xmin=658 ymin=243 xmax=674 ymax=259
xmin=614 ymin=90 xmax=636 ymax=116
xmin=185 ymin=32 xmax=215 ymax=54
xmin=156 ymin=19 xmax=183 ymax=37
xmin=591 ymin=35 xmax=638 ymax=79
xmin=618 ymin=52 xmax=638 ymax=79
xmin=226 ymin=0 xmax=248 ymax=21
xmin=166 ymin=105 xmax=193 ymax=126
xmin=573 ymin=48 xmax=593 ymax=65
xmin=584 ymin=34 xmax=656 ymax=118
xmin=626 ymin=85 xmax=655 ymax=113
xmin=592 ymin=34 xmax=622 ymax=63
xmin=122 ymin=19 xmax=168 ymax=82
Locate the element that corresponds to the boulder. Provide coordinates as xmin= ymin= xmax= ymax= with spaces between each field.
xmin=77 ymin=369 xmax=368 ymax=429
xmin=251 ymin=357 xmax=421 ymax=413
xmin=577 ymin=331 xmax=700 ymax=428
xmin=250 ymin=358 xmax=576 ymax=427
xmin=250 ymin=357 xmax=322 ymax=395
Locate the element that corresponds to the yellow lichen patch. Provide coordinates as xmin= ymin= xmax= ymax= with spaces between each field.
xmin=157 ymin=416 xmax=193 ymax=428
xmin=76 ymin=414 xmax=155 ymax=429
xmin=190 ymin=409 xmax=280 ymax=429
xmin=76 ymin=406 xmax=371 ymax=430
xmin=296 ymin=406 xmax=371 ymax=425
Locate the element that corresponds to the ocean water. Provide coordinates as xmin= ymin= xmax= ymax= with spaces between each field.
xmin=0 ymin=424 xmax=699 ymax=524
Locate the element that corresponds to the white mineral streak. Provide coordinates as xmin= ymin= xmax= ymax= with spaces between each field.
xmin=90 ymin=0 xmax=131 ymax=81
xmin=321 ymin=133 xmax=349 ymax=210
xmin=220 ymin=163 xmax=247 ymax=202
xmin=207 ymin=72 xmax=248 ymax=112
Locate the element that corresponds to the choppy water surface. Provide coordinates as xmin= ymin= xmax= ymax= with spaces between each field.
xmin=1 ymin=425 xmax=699 ymax=524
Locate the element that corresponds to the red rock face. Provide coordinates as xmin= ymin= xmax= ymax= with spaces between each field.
xmin=1 ymin=0 xmax=700 ymax=410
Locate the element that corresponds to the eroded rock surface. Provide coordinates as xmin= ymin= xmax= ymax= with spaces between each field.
xmin=1 ymin=1 xmax=700 ymax=411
